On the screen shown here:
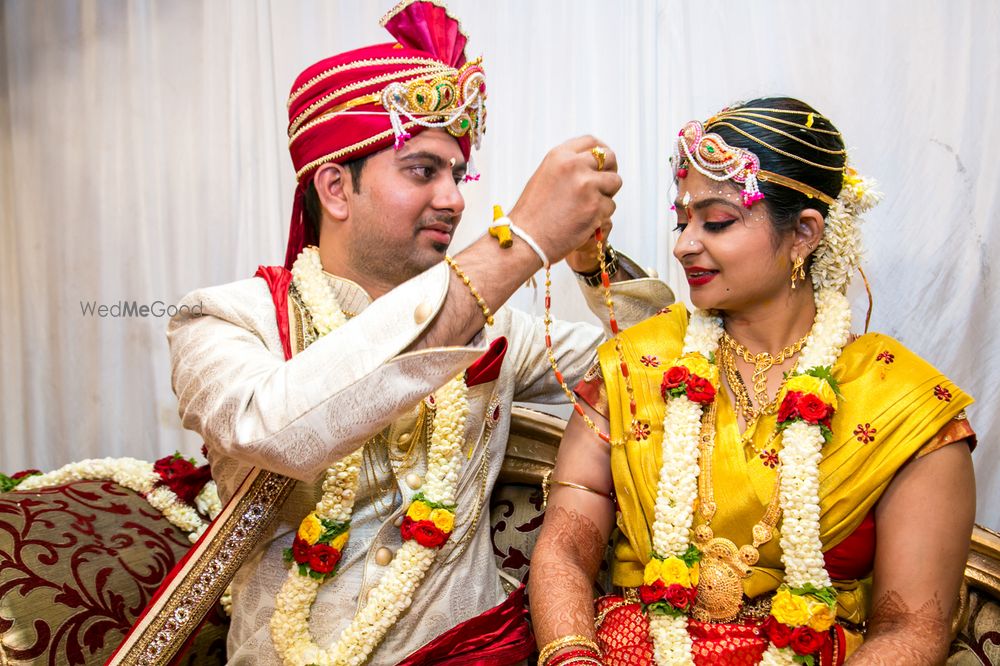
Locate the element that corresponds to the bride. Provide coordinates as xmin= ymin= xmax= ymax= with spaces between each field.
xmin=529 ymin=97 xmax=976 ymax=666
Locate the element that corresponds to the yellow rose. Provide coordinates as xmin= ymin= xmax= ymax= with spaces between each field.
xmin=429 ymin=508 xmax=455 ymax=533
xmin=808 ymin=603 xmax=836 ymax=632
xmin=689 ymin=561 xmax=700 ymax=587
xmin=643 ymin=559 xmax=662 ymax=586
xmin=297 ymin=512 xmax=323 ymax=545
xmin=785 ymin=375 xmax=837 ymax=410
xmin=675 ymin=354 xmax=720 ymax=388
xmin=676 ymin=354 xmax=710 ymax=379
xmin=658 ymin=557 xmax=691 ymax=587
xmin=771 ymin=589 xmax=811 ymax=627
xmin=329 ymin=530 xmax=350 ymax=552
xmin=785 ymin=374 xmax=819 ymax=394
xmin=406 ymin=500 xmax=432 ymax=521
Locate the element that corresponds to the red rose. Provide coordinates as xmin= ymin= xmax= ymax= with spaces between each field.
xmin=11 ymin=469 xmax=41 ymax=480
xmin=292 ymin=535 xmax=311 ymax=564
xmin=685 ymin=376 xmax=716 ymax=404
xmin=687 ymin=586 xmax=699 ymax=606
xmin=639 ymin=581 xmax=668 ymax=605
xmin=790 ymin=625 xmax=827 ymax=655
xmin=307 ymin=543 xmax=342 ymax=574
xmin=400 ymin=516 xmax=415 ymax=540
xmin=153 ymin=454 xmax=212 ymax=504
xmin=410 ymin=520 xmax=449 ymax=548
xmin=661 ymin=366 xmax=691 ymax=395
xmin=665 ymin=584 xmax=692 ymax=610
xmin=777 ymin=391 xmax=802 ymax=423
xmin=798 ymin=394 xmax=832 ymax=424
xmin=762 ymin=616 xmax=794 ymax=649
xmin=154 ymin=455 xmax=195 ymax=479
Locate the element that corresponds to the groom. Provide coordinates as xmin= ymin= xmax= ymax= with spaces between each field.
xmin=165 ymin=1 xmax=672 ymax=663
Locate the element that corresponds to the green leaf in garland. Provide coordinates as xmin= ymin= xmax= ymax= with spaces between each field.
xmin=819 ymin=424 xmax=834 ymax=443
xmin=407 ymin=492 xmax=455 ymax=511
xmin=804 ymin=366 xmax=842 ymax=397
xmin=319 ymin=518 xmax=350 ymax=542
xmin=790 ymin=583 xmax=838 ymax=607
xmin=0 ymin=473 xmax=17 ymax=493
xmin=681 ymin=543 xmax=702 ymax=566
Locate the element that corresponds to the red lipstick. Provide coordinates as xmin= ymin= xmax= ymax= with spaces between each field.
xmin=685 ymin=266 xmax=718 ymax=286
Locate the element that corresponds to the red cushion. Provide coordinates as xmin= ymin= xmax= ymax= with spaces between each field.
xmin=0 ymin=480 xmax=226 ymax=665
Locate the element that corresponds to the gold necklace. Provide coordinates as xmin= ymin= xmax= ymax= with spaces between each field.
xmin=692 ymin=400 xmax=784 ymax=623
xmin=719 ymin=342 xmax=796 ymax=450
xmin=720 ymin=330 xmax=808 ymax=405
xmin=363 ymin=403 xmax=430 ymax=521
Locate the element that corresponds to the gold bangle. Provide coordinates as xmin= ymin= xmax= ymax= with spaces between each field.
xmin=444 ymin=255 xmax=494 ymax=326
xmin=542 ymin=469 xmax=614 ymax=509
xmin=538 ymin=635 xmax=601 ymax=665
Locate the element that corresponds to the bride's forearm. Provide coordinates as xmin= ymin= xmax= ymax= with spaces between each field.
xmin=528 ymin=505 xmax=605 ymax=647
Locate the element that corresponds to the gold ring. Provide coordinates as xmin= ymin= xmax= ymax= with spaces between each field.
xmin=590 ymin=146 xmax=606 ymax=171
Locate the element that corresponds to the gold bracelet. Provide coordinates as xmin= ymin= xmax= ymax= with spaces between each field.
xmin=538 ymin=634 xmax=601 ymax=665
xmin=542 ymin=469 xmax=614 ymax=509
xmin=444 ymin=255 xmax=494 ymax=326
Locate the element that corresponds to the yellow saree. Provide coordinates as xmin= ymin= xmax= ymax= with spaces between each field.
xmin=597 ymin=305 xmax=973 ymax=625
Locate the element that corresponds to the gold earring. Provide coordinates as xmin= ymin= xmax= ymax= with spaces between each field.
xmin=790 ymin=256 xmax=806 ymax=289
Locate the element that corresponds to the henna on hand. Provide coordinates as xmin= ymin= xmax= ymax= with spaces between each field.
xmin=847 ymin=590 xmax=951 ymax=665
xmin=529 ymin=505 xmax=606 ymax=646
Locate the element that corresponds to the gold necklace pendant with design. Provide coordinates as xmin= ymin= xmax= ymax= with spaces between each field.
xmin=692 ymin=401 xmax=784 ymax=622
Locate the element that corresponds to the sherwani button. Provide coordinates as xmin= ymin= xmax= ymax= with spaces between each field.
xmin=397 ymin=432 xmax=412 ymax=445
xmin=375 ymin=547 xmax=394 ymax=566
xmin=405 ymin=473 xmax=423 ymax=490
xmin=413 ymin=302 xmax=433 ymax=324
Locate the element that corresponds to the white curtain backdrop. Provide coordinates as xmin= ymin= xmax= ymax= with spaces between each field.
xmin=2 ymin=0 xmax=997 ymax=528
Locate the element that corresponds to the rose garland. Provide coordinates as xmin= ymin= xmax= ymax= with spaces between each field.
xmin=642 ymin=286 xmax=852 ymax=665
xmin=269 ymin=246 xmax=469 ymax=666
xmin=10 ymin=454 xmax=220 ymax=542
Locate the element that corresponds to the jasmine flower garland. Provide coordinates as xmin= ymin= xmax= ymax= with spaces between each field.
xmin=270 ymin=247 xmax=468 ymax=666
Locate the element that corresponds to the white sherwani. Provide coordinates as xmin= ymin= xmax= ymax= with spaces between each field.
xmin=167 ymin=260 xmax=672 ymax=664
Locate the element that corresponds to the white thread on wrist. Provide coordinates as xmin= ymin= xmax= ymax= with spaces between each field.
xmin=502 ymin=217 xmax=550 ymax=269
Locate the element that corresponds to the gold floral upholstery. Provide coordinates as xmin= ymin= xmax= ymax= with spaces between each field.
xmin=949 ymin=526 xmax=1000 ymax=664
xmin=0 ymin=480 xmax=226 ymax=665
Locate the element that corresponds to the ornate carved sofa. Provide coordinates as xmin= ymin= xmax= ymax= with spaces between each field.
xmin=2 ymin=407 xmax=998 ymax=664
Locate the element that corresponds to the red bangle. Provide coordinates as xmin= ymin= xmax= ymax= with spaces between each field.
xmin=562 ymin=658 xmax=603 ymax=666
xmin=547 ymin=647 xmax=601 ymax=666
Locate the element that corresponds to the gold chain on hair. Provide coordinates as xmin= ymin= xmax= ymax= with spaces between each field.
xmin=709 ymin=114 xmax=847 ymax=155
xmin=708 ymin=121 xmax=846 ymax=172
xmin=710 ymin=110 xmax=843 ymax=136
xmin=715 ymin=107 xmax=830 ymax=118
xmin=757 ymin=171 xmax=836 ymax=205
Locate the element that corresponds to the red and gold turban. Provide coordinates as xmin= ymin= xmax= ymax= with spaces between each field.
xmin=284 ymin=0 xmax=487 ymax=268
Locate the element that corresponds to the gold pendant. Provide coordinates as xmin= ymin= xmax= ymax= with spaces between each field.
xmin=692 ymin=536 xmax=753 ymax=623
